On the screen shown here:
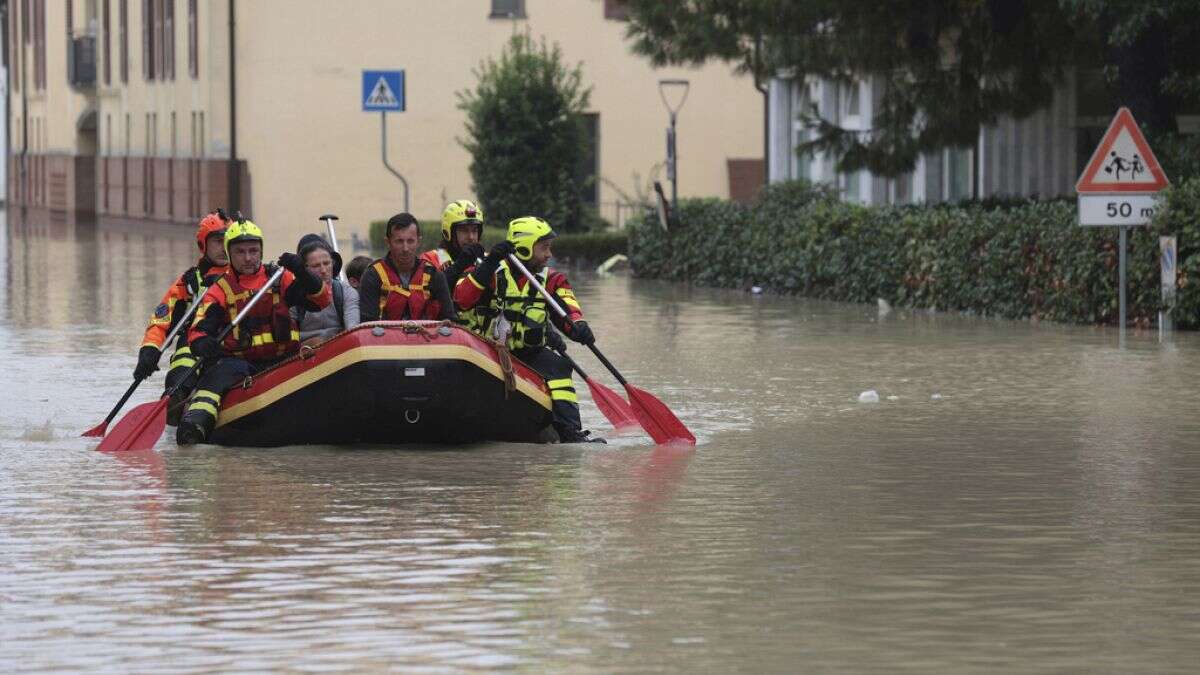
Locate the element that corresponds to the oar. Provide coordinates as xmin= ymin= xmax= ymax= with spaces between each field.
xmin=96 ymin=266 xmax=287 ymax=452
xmin=550 ymin=335 xmax=639 ymax=434
xmin=83 ymin=281 xmax=214 ymax=437
xmin=507 ymin=255 xmax=695 ymax=445
xmin=319 ymin=214 xmax=348 ymax=283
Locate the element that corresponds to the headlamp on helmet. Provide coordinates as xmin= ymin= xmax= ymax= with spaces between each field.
xmin=441 ymin=199 xmax=484 ymax=242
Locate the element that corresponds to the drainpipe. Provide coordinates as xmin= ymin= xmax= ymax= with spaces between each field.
xmin=227 ymin=0 xmax=238 ymax=212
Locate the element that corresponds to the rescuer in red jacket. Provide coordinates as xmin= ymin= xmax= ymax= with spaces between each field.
xmin=134 ymin=210 xmax=231 ymax=424
xmin=176 ymin=219 xmax=331 ymax=445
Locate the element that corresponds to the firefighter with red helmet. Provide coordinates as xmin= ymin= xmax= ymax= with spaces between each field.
xmin=133 ymin=210 xmax=231 ymax=424
xmin=176 ymin=219 xmax=331 ymax=445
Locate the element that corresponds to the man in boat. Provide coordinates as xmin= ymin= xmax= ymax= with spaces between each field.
xmin=176 ymin=219 xmax=331 ymax=445
xmin=358 ymin=212 xmax=457 ymax=322
xmin=133 ymin=209 xmax=230 ymax=425
xmin=420 ymin=200 xmax=495 ymax=334
xmin=454 ymin=216 xmax=605 ymax=444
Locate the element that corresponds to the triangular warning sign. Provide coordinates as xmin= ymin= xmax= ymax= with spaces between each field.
xmin=1076 ymin=107 xmax=1169 ymax=193
xmin=367 ymin=77 xmax=399 ymax=107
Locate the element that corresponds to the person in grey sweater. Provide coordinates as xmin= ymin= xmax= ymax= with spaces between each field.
xmin=293 ymin=234 xmax=360 ymax=345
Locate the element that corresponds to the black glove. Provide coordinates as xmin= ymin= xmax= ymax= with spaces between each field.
xmin=568 ymin=320 xmax=595 ymax=346
xmin=455 ymin=243 xmax=485 ymax=264
xmin=278 ymin=252 xmax=305 ymax=274
xmin=133 ymin=345 xmax=161 ymax=380
xmin=191 ymin=336 xmax=222 ymax=360
xmin=547 ymin=329 xmax=567 ymax=354
xmin=484 ymin=240 xmax=515 ymax=265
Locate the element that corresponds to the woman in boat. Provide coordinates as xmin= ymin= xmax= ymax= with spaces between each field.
xmin=293 ymin=234 xmax=359 ymax=345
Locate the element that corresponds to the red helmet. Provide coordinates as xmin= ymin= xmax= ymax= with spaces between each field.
xmin=195 ymin=211 xmax=229 ymax=251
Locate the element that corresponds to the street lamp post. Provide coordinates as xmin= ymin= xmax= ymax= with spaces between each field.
xmin=658 ymin=79 xmax=690 ymax=209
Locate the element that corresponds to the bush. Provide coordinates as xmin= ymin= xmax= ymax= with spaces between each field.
xmin=368 ymin=219 xmax=625 ymax=264
xmin=458 ymin=33 xmax=593 ymax=233
xmin=627 ymin=178 xmax=1200 ymax=328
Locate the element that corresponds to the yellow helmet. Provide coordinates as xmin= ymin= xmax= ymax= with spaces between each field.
xmin=506 ymin=216 xmax=556 ymax=261
xmin=224 ymin=219 xmax=264 ymax=257
xmin=440 ymin=199 xmax=484 ymax=242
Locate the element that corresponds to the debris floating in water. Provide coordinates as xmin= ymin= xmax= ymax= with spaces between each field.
xmin=750 ymin=286 xmax=763 ymax=294
xmin=877 ymin=298 xmax=892 ymax=317
xmin=857 ymin=390 xmax=880 ymax=404
xmin=886 ymin=395 xmax=899 ymax=401
xmin=931 ymin=393 xmax=943 ymax=400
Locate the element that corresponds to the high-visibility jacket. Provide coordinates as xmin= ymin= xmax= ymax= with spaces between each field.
xmin=370 ymin=257 xmax=443 ymax=321
xmin=455 ymin=261 xmax=583 ymax=351
xmin=418 ymin=248 xmax=452 ymax=270
xmin=141 ymin=259 xmax=229 ymax=351
xmin=189 ymin=265 xmax=330 ymax=362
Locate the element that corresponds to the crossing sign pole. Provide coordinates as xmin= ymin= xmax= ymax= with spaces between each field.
xmin=363 ymin=70 xmax=409 ymax=212
xmin=1075 ymin=107 xmax=1170 ymax=339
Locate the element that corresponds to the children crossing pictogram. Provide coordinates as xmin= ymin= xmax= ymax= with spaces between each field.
xmin=1076 ymin=107 xmax=1169 ymax=193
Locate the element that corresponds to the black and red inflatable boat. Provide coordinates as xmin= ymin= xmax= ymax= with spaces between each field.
xmin=209 ymin=321 xmax=555 ymax=446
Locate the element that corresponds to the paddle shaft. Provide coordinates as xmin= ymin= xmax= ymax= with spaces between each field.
xmin=321 ymin=215 xmax=348 ymax=283
xmin=85 ymin=282 xmax=213 ymax=435
xmin=506 ymin=255 xmax=629 ymax=385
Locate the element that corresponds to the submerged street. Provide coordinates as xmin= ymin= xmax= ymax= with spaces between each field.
xmin=3 ymin=213 xmax=1200 ymax=671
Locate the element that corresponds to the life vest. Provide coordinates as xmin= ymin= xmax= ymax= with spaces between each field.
xmin=214 ymin=266 xmax=300 ymax=361
xmin=496 ymin=262 xmax=552 ymax=352
xmin=373 ymin=258 xmax=442 ymax=320
xmin=420 ymin=248 xmax=453 ymax=270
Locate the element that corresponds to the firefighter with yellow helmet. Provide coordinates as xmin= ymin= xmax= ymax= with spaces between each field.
xmin=176 ymin=218 xmax=331 ymax=445
xmin=455 ymin=216 xmax=604 ymax=443
xmin=133 ymin=209 xmax=231 ymax=424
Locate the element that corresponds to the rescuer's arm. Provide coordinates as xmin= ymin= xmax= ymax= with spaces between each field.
xmin=548 ymin=274 xmax=592 ymax=344
xmin=357 ymin=265 xmax=382 ymax=322
xmin=187 ymin=285 xmax=230 ymax=360
xmin=429 ymin=269 xmax=458 ymax=321
xmin=279 ymin=253 xmax=331 ymax=312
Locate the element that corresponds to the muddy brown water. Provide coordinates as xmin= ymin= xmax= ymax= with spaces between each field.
xmin=3 ymin=213 xmax=1200 ymax=672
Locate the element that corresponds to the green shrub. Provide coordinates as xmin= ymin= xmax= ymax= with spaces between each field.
xmin=628 ymin=178 xmax=1200 ymax=328
xmin=367 ymin=219 xmax=625 ymax=264
xmin=458 ymin=33 xmax=593 ymax=233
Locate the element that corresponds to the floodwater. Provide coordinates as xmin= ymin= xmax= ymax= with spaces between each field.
xmin=3 ymin=211 xmax=1200 ymax=673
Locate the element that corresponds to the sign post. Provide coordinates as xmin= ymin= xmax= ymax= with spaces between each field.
xmin=1160 ymin=235 xmax=1177 ymax=336
xmin=1075 ymin=107 xmax=1170 ymax=340
xmin=362 ymin=70 xmax=409 ymax=212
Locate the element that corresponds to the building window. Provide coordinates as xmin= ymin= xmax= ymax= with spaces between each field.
xmin=34 ymin=0 xmax=45 ymax=89
xmin=164 ymin=0 xmax=174 ymax=79
xmin=119 ymin=0 xmax=128 ymax=82
xmin=188 ymin=0 xmax=197 ymax=77
xmin=490 ymin=0 xmax=525 ymax=19
xmin=143 ymin=0 xmax=154 ymax=80
xmin=946 ymin=147 xmax=971 ymax=201
xmin=102 ymin=0 xmax=111 ymax=85
xmin=603 ymin=0 xmax=629 ymax=20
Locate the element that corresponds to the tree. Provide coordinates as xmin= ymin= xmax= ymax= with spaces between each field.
xmin=622 ymin=1 xmax=1200 ymax=178
xmin=458 ymin=33 xmax=593 ymax=232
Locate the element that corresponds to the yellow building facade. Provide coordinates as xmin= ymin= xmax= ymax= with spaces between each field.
xmin=6 ymin=0 xmax=762 ymax=247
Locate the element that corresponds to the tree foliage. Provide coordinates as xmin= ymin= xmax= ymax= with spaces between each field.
xmin=458 ymin=33 xmax=592 ymax=232
xmin=622 ymin=0 xmax=1200 ymax=177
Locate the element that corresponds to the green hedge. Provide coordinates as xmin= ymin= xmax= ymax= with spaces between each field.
xmin=368 ymin=219 xmax=627 ymax=265
xmin=628 ymin=179 xmax=1200 ymax=328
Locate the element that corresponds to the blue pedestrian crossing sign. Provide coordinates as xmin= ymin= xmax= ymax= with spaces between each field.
xmin=362 ymin=70 xmax=405 ymax=112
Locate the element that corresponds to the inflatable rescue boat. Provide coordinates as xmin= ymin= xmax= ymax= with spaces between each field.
xmin=209 ymin=321 xmax=555 ymax=446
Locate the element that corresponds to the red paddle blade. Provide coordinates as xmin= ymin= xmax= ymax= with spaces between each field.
xmin=584 ymin=377 xmax=640 ymax=434
xmin=81 ymin=421 xmax=108 ymax=437
xmin=96 ymin=399 xmax=169 ymax=452
xmin=625 ymin=384 xmax=696 ymax=446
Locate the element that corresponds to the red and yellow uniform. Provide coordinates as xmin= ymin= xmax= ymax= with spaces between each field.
xmin=357 ymin=255 xmax=456 ymax=322
xmin=454 ymin=261 xmax=584 ymax=349
xmin=188 ymin=265 xmax=330 ymax=360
